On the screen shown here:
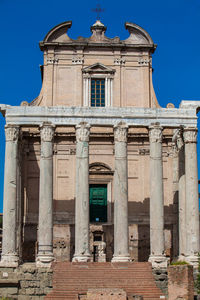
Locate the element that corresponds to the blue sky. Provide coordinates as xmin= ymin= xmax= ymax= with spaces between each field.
xmin=0 ymin=0 xmax=200 ymax=212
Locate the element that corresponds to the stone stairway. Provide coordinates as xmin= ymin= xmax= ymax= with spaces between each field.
xmin=45 ymin=262 xmax=165 ymax=300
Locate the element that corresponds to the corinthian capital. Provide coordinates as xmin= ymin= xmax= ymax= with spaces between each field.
xmin=149 ymin=124 xmax=163 ymax=143
xmin=76 ymin=122 xmax=90 ymax=142
xmin=5 ymin=125 xmax=19 ymax=142
xmin=183 ymin=127 xmax=197 ymax=144
xmin=114 ymin=123 xmax=128 ymax=142
xmin=40 ymin=123 xmax=55 ymax=142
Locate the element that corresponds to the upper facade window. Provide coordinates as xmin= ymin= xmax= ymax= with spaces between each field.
xmin=82 ymin=63 xmax=115 ymax=107
xmin=91 ymin=79 xmax=105 ymax=107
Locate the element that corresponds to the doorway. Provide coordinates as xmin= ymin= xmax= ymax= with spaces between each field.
xmin=89 ymin=184 xmax=107 ymax=223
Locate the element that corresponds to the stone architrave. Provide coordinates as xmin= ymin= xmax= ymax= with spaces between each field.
xmin=112 ymin=123 xmax=131 ymax=262
xmin=148 ymin=124 xmax=167 ymax=268
xmin=73 ymin=122 xmax=91 ymax=262
xmin=183 ymin=127 xmax=199 ymax=266
xmin=0 ymin=125 xmax=20 ymax=267
xmin=36 ymin=123 xmax=55 ymax=267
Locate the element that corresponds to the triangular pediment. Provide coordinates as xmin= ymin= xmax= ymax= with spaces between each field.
xmin=82 ymin=63 xmax=115 ymax=74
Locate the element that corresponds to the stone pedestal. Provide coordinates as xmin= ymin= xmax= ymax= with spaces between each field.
xmin=184 ymin=127 xmax=199 ymax=266
xmin=112 ymin=123 xmax=131 ymax=262
xmin=36 ymin=123 xmax=55 ymax=267
xmin=148 ymin=124 xmax=167 ymax=268
xmin=0 ymin=125 xmax=20 ymax=267
xmin=73 ymin=123 xmax=91 ymax=262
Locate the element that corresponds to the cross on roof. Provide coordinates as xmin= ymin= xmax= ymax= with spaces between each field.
xmin=92 ymin=3 xmax=105 ymax=20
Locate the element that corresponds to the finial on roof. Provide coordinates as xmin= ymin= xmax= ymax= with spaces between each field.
xmin=92 ymin=3 xmax=105 ymax=20
xmin=90 ymin=20 xmax=107 ymax=41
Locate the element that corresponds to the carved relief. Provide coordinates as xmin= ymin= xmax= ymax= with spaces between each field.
xmin=114 ymin=58 xmax=126 ymax=65
xmin=40 ymin=124 xmax=55 ymax=142
xmin=114 ymin=124 xmax=128 ymax=142
xmin=138 ymin=58 xmax=152 ymax=66
xmin=184 ymin=128 xmax=197 ymax=143
xmin=72 ymin=56 xmax=84 ymax=64
xmin=89 ymin=162 xmax=113 ymax=175
xmin=149 ymin=125 xmax=162 ymax=143
xmin=76 ymin=123 xmax=90 ymax=142
xmin=172 ymin=128 xmax=184 ymax=151
xmin=46 ymin=58 xmax=59 ymax=64
xmin=5 ymin=126 xmax=19 ymax=142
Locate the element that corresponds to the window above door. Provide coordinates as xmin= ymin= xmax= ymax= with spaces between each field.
xmin=82 ymin=63 xmax=115 ymax=107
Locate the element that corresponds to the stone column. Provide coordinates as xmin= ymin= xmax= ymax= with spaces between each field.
xmin=73 ymin=122 xmax=91 ymax=262
xmin=112 ymin=123 xmax=131 ymax=262
xmin=148 ymin=124 xmax=167 ymax=267
xmin=36 ymin=123 xmax=55 ymax=267
xmin=175 ymin=130 xmax=187 ymax=260
xmin=0 ymin=125 xmax=20 ymax=267
xmin=183 ymin=127 xmax=199 ymax=266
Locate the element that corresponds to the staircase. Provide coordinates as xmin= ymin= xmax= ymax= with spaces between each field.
xmin=45 ymin=262 xmax=165 ymax=300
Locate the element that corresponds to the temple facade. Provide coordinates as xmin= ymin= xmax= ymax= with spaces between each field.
xmin=0 ymin=20 xmax=200 ymax=269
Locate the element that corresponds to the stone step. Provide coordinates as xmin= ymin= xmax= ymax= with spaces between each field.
xmin=45 ymin=262 xmax=164 ymax=300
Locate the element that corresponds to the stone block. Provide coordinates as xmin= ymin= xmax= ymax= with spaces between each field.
xmin=87 ymin=288 xmax=127 ymax=300
xmin=168 ymin=265 xmax=194 ymax=300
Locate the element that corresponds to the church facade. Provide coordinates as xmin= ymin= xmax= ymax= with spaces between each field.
xmin=0 ymin=20 xmax=200 ymax=269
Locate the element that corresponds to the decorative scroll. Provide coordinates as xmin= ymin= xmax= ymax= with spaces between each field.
xmin=149 ymin=124 xmax=162 ymax=143
xmin=76 ymin=123 xmax=90 ymax=142
xmin=184 ymin=128 xmax=197 ymax=144
xmin=114 ymin=124 xmax=128 ymax=142
xmin=40 ymin=123 xmax=55 ymax=142
xmin=5 ymin=125 xmax=19 ymax=142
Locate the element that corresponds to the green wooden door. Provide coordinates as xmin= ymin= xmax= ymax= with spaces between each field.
xmin=89 ymin=184 xmax=107 ymax=222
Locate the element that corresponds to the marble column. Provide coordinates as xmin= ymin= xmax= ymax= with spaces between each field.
xmin=73 ymin=122 xmax=91 ymax=262
xmin=0 ymin=125 xmax=20 ymax=267
xmin=175 ymin=130 xmax=187 ymax=260
xmin=184 ymin=127 xmax=199 ymax=266
xmin=148 ymin=124 xmax=167 ymax=268
xmin=36 ymin=123 xmax=55 ymax=267
xmin=112 ymin=123 xmax=131 ymax=262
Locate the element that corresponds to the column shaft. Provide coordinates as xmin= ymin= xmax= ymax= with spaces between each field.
xmin=73 ymin=123 xmax=91 ymax=262
xmin=184 ymin=128 xmax=199 ymax=266
xmin=37 ymin=123 xmax=55 ymax=266
xmin=148 ymin=124 xmax=167 ymax=267
xmin=1 ymin=125 xmax=19 ymax=267
xmin=112 ymin=123 xmax=131 ymax=262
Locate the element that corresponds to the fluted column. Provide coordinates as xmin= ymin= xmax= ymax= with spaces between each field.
xmin=148 ymin=124 xmax=167 ymax=268
xmin=36 ymin=123 xmax=55 ymax=267
xmin=0 ymin=125 xmax=20 ymax=267
xmin=112 ymin=123 xmax=131 ymax=262
xmin=184 ymin=127 xmax=199 ymax=266
xmin=73 ymin=122 xmax=91 ymax=262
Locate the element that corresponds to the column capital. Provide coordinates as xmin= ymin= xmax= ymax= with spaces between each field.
xmin=183 ymin=127 xmax=197 ymax=144
xmin=114 ymin=123 xmax=128 ymax=143
xmin=76 ymin=122 xmax=90 ymax=142
xmin=149 ymin=124 xmax=163 ymax=143
xmin=5 ymin=125 xmax=19 ymax=142
xmin=40 ymin=123 xmax=55 ymax=142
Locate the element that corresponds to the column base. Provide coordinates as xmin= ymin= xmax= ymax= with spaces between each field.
xmin=72 ymin=254 xmax=91 ymax=262
xmin=0 ymin=254 xmax=19 ymax=267
xmin=111 ymin=254 xmax=132 ymax=263
xmin=178 ymin=254 xmax=186 ymax=262
xmin=184 ymin=255 xmax=199 ymax=267
xmin=148 ymin=255 xmax=169 ymax=268
xmin=36 ymin=253 xmax=54 ymax=268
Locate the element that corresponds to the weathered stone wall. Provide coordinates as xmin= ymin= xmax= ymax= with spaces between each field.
xmin=152 ymin=267 xmax=168 ymax=296
xmin=0 ymin=264 xmax=52 ymax=299
xmin=168 ymin=265 xmax=194 ymax=300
